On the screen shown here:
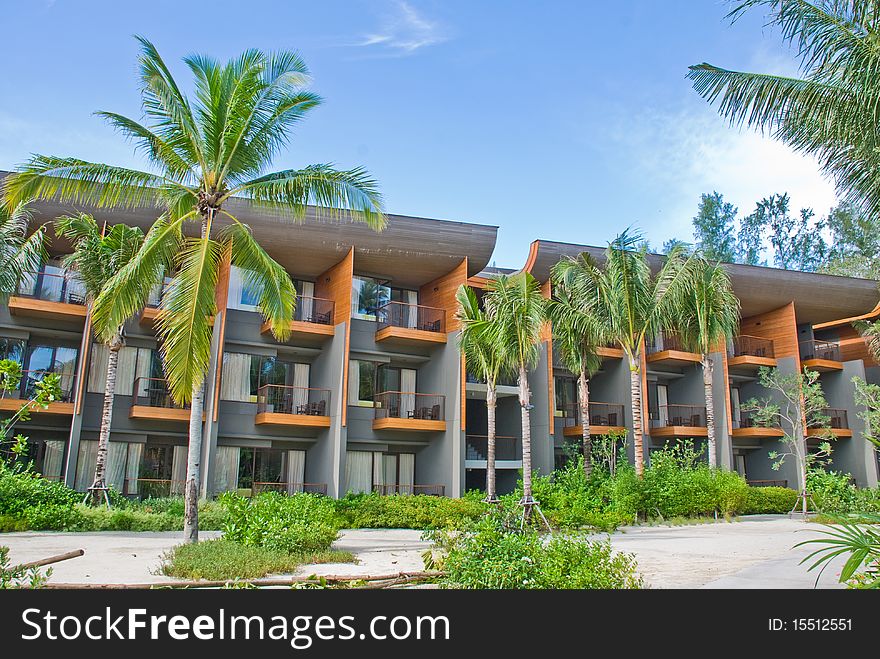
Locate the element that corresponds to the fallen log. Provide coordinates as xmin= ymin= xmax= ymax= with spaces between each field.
xmin=43 ymin=570 xmax=445 ymax=590
xmin=15 ymin=549 xmax=84 ymax=571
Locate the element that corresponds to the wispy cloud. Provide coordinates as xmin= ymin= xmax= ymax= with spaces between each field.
xmin=353 ymin=1 xmax=449 ymax=55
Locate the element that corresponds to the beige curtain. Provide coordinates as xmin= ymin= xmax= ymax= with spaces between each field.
xmin=126 ymin=443 xmax=143 ymax=495
xmin=383 ymin=455 xmax=396 ymax=492
xmin=286 ymin=450 xmax=306 ymax=494
xmin=292 ymin=363 xmax=310 ymax=412
xmin=171 ymin=445 xmax=188 ymax=495
xmin=400 ymin=369 xmax=416 ymax=418
xmin=41 ymin=440 xmax=65 ymax=481
xmin=74 ymin=440 xmax=98 ymax=492
xmin=405 ymin=290 xmax=418 ymax=328
xmin=373 ymin=452 xmax=385 ymax=491
xmin=212 ymin=446 xmax=241 ymax=494
xmin=345 ymin=451 xmax=372 ymax=494
xmin=398 ymin=453 xmax=415 ymax=495
xmin=220 ymin=352 xmax=252 ymax=402
xmin=89 ymin=345 xmax=152 ymax=396
xmin=299 ymin=281 xmax=314 ymax=321
xmin=347 ymin=360 xmax=360 ymax=405
xmin=88 ymin=343 xmax=109 ymax=393
xmin=106 ymin=441 xmax=128 ymax=492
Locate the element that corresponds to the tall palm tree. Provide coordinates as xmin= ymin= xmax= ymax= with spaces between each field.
xmin=552 ymin=231 xmax=694 ymax=476
xmin=0 ymin=200 xmax=47 ymax=299
xmin=483 ymin=272 xmax=546 ymax=509
xmin=3 ymin=38 xmax=385 ymax=542
xmin=677 ymin=257 xmax=741 ymax=468
xmin=688 ymin=1 xmax=880 ymax=219
xmin=456 ymin=284 xmax=508 ymax=501
xmin=56 ymin=213 xmax=146 ymax=505
xmin=546 ymin=271 xmax=607 ymax=478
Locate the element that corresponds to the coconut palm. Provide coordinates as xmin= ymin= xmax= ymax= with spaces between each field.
xmin=677 ymin=257 xmax=741 ymax=468
xmin=552 ymin=231 xmax=694 ymax=476
xmin=56 ymin=213 xmax=146 ymax=505
xmin=3 ymin=37 xmax=385 ymax=542
xmin=546 ymin=271 xmax=607 ymax=478
xmin=0 ymin=200 xmax=47 ymax=299
xmin=688 ymin=1 xmax=880 ymax=219
xmin=855 ymin=319 xmax=880 ymax=361
xmin=456 ymin=284 xmax=509 ymax=502
xmin=482 ymin=272 xmax=546 ymax=510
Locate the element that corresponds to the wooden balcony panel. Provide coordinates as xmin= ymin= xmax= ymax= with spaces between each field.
xmin=8 ymin=297 xmax=87 ymax=323
xmin=727 ymin=355 xmax=778 ymax=370
xmin=731 ymin=426 xmax=785 ymax=438
xmin=650 ymin=425 xmax=708 ymax=438
xmin=254 ymin=412 xmax=331 ymax=427
xmin=646 ymin=349 xmax=702 ymax=366
xmin=375 ymin=325 xmax=447 ymax=345
xmin=0 ymin=399 xmax=75 ymax=416
xmin=372 ymin=417 xmax=446 ymax=432
xmin=801 ymin=358 xmax=843 ymax=373
xmin=562 ymin=424 xmax=626 ymax=438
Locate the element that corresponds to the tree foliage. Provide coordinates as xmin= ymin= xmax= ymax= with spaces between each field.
xmin=693 ymin=191 xmax=737 ymax=262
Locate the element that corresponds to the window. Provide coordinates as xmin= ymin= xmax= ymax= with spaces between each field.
xmin=554 ymin=376 xmax=577 ymax=418
xmin=351 ymin=276 xmax=390 ymax=320
xmin=221 ymin=353 xmax=310 ymax=402
xmin=227 ymin=266 xmax=265 ymax=312
xmin=22 ymin=343 xmax=79 ymax=400
xmin=0 ymin=338 xmax=24 ymax=363
xmin=348 ymin=362 xmax=417 ymax=406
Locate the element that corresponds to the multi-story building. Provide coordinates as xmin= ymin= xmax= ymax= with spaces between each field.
xmin=3 ymin=188 xmax=879 ymax=497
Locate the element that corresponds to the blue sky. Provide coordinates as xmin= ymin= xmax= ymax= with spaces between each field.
xmin=0 ymin=0 xmax=837 ymax=269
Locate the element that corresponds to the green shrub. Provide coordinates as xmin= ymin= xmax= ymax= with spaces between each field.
xmin=0 ymin=469 xmax=79 ymax=517
xmin=221 ymin=492 xmax=339 ymax=554
xmin=334 ymin=492 xmax=486 ymax=530
xmin=740 ymin=486 xmax=799 ymax=514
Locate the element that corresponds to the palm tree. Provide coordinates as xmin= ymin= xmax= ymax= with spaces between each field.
xmin=688 ymin=1 xmax=880 ymax=219
xmin=546 ymin=271 xmax=607 ymax=478
xmin=3 ymin=38 xmax=385 ymax=542
xmin=456 ymin=284 xmax=509 ymax=501
xmin=552 ymin=231 xmax=694 ymax=476
xmin=56 ymin=213 xmax=146 ymax=505
xmin=0 ymin=200 xmax=47 ymax=299
xmin=677 ymin=257 xmax=741 ymax=468
xmin=483 ymin=272 xmax=546 ymax=510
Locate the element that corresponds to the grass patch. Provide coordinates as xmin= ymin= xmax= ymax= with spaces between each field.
xmin=160 ymin=539 xmax=354 ymax=581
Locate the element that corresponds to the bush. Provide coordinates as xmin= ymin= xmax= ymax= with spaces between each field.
xmin=0 ymin=469 xmax=79 ymax=517
xmin=740 ymin=486 xmax=799 ymax=515
xmin=334 ymin=492 xmax=486 ymax=530
xmin=221 ymin=492 xmax=339 ymax=554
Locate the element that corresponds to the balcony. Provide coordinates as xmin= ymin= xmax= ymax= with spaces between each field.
xmin=731 ymin=412 xmax=784 ymax=438
xmin=0 ymin=370 xmax=77 ymax=415
xmin=373 ymin=484 xmax=446 ymax=496
xmin=372 ymin=391 xmax=446 ymax=431
xmin=260 ymin=296 xmax=336 ymax=340
xmin=560 ymin=402 xmax=626 ymax=437
xmin=728 ymin=335 xmax=777 ymax=370
xmin=649 ymin=404 xmax=707 ymax=437
xmin=800 ymin=339 xmax=843 ymax=372
xmin=8 ymin=270 xmax=87 ymax=323
xmin=374 ymin=302 xmax=447 ymax=345
xmin=254 ymin=384 xmax=331 ymax=428
xmin=129 ymin=377 xmax=194 ymax=422
xmin=465 ymin=435 xmax=521 ymax=468
xmin=807 ymin=408 xmax=852 ymax=438
xmin=645 ymin=333 xmax=701 ymax=366
xmin=597 ymin=344 xmax=624 ymax=359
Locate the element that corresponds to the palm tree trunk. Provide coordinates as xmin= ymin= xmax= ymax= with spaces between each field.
xmin=629 ymin=354 xmax=645 ymax=477
xmin=578 ymin=370 xmax=592 ymax=478
xmin=90 ymin=330 xmax=123 ymax=505
xmin=183 ymin=384 xmax=204 ymax=544
xmin=485 ymin=383 xmax=498 ymax=502
xmin=702 ymin=355 xmax=717 ymax=468
xmin=519 ymin=365 xmax=533 ymax=508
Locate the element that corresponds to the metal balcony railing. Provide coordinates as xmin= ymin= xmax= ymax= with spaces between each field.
xmin=376 ymin=301 xmax=446 ymax=334
xmin=650 ymin=404 xmax=707 ymax=428
xmin=465 ymin=435 xmax=519 ymax=461
xmin=729 ymin=335 xmax=775 ymax=359
xmin=16 ymin=270 xmax=86 ymax=305
xmin=373 ymin=391 xmax=445 ymax=421
xmin=372 ymin=483 xmax=446 ymax=496
xmin=256 ymin=384 xmax=330 ymax=416
xmin=132 ymin=377 xmax=190 ymax=410
xmin=559 ymin=401 xmax=626 ymax=428
xmin=809 ymin=408 xmax=849 ymax=430
xmin=3 ymin=369 xmax=78 ymax=403
xmin=800 ymin=339 xmax=841 ymax=362
xmin=293 ymin=296 xmax=334 ymax=325
xmin=732 ymin=412 xmax=763 ymax=429
xmin=645 ymin=332 xmax=690 ymax=355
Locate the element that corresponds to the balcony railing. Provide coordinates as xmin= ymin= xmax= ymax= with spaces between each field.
xmin=800 ymin=339 xmax=841 ymax=362
xmin=373 ymin=483 xmax=446 ymax=496
xmin=732 ymin=412 xmax=764 ymax=429
xmin=729 ymin=335 xmax=775 ymax=359
xmin=645 ymin=332 xmax=690 ymax=355
xmin=256 ymin=384 xmax=330 ymax=416
xmin=809 ymin=408 xmax=849 ymax=430
xmin=465 ymin=435 xmax=519 ymax=461
xmin=251 ymin=481 xmax=328 ymax=495
xmin=376 ymin=301 xmax=446 ymax=334
xmin=132 ymin=377 xmax=190 ymax=410
xmin=374 ymin=391 xmax=445 ymax=421
xmin=16 ymin=270 xmax=86 ymax=305
xmin=650 ymin=404 xmax=707 ymax=428
xmin=2 ymin=369 xmax=78 ymax=403
xmin=747 ymin=479 xmax=788 ymax=488
xmin=293 ymin=296 xmax=334 ymax=325
xmin=559 ymin=402 xmax=626 ymax=428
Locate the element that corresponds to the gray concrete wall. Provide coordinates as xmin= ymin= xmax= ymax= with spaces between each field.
xmin=527 ymin=343 xmax=553 ymax=477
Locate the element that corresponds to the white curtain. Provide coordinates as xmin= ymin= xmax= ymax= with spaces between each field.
xmin=115 ymin=347 xmax=140 ymax=396
xmin=731 ymin=388 xmax=741 ymax=425
xmin=398 ymin=453 xmax=415 ymax=495
xmin=88 ymin=343 xmax=109 ymax=393
xmin=213 ymin=446 xmax=241 ymax=494
xmin=89 ymin=345 xmax=152 ymax=396
xmin=373 ymin=452 xmax=385 ymax=492
xmin=292 ymin=363 xmax=310 ymax=413
xmin=400 ymin=369 xmax=416 ymax=419
xmin=299 ymin=281 xmax=314 ymax=321
xmin=106 ymin=441 xmax=128 ymax=492
xmin=221 ymin=352 xmax=252 ymax=402
xmin=383 ymin=455 xmax=396 ymax=493
xmin=42 ymin=440 xmax=65 ymax=481
xmin=171 ymin=445 xmax=188 ymax=495
xmin=405 ymin=290 xmax=418 ymax=328
xmin=657 ymin=384 xmax=669 ymax=425
xmin=348 ymin=360 xmax=360 ymax=405
xmin=286 ymin=450 xmax=306 ymax=494
xmin=126 ymin=443 xmax=143 ymax=495
xmin=345 ymin=451 xmax=373 ymax=494
xmin=74 ymin=440 xmax=98 ymax=492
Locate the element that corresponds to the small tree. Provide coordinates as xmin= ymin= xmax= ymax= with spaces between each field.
xmin=591 ymin=428 xmax=629 ymax=478
xmin=852 ymin=376 xmax=880 ymax=453
xmin=0 ymin=359 xmax=63 ymax=472
xmin=741 ymin=367 xmax=834 ymax=516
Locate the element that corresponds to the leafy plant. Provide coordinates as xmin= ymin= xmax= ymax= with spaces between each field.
xmin=797 ymin=515 xmax=880 ymax=589
xmin=0 ymin=546 xmax=50 ymax=589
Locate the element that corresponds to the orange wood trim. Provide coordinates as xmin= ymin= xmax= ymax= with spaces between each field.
xmin=375 ymin=326 xmax=447 ymax=344
xmin=563 ymin=424 xmax=626 ymax=438
xmin=833 ymin=327 xmax=877 ymax=367
xmin=801 ymin=358 xmax=844 ymax=372
xmin=522 ymin=240 xmax=540 ymax=275
xmin=540 ymin=279 xmax=554 ymax=428
xmin=720 ymin=345 xmax=733 ymax=447
xmin=140 ymin=307 xmax=160 ymax=324
xmin=212 ymin=246 xmax=232 ymax=423
xmin=466 ymin=275 xmax=490 ymax=289
xmin=8 ymin=297 xmax=87 ymax=320
xmin=814 ymin=300 xmax=880 ymax=330
xmin=254 ymin=412 xmax=331 ymax=428
xmin=0 ymin=399 xmax=74 ymax=416
xmin=650 ymin=426 xmax=709 ymax=438
xmin=732 ymin=427 xmax=785 ymax=438
xmin=315 ymin=248 xmax=354 ymax=426
xmin=260 ymin=319 xmax=335 ymax=337
xmin=372 ymin=417 xmax=447 ymax=432
xmin=807 ymin=428 xmax=853 ymax=438
xmin=460 ymin=353 xmax=466 ymax=431
xmin=75 ymin=310 xmax=93 ymax=415
xmin=597 ymin=346 xmax=624 ymax=359
xmin=129 ymin=405 xmax=194 ymax=422
xmin=727 ymin=355 xmax=778 ymax=369
xmin=646 ymin=349 xmax=702 ymax=364
xmin=419 ymin=257 xmax=467 ymax=332
xmin=739 ymin=302 xmax=799 ymax=360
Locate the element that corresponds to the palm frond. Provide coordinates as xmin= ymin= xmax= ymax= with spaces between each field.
xmin=0 ymin=200 xmax=47 ymax=299
xmin=796 ymin=517 xmax=880 ymax=584
xmin=456 ymin=284 xmax=508 ymax=384
xmin=484 ymin=272 xmax=545 ymax=371
xmin=676 ymin=257 xmax=741 ymax=355
xmin=855 ymin=319 xmax=880 ymax=362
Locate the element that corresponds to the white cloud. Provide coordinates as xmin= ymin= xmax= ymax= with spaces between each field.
xmin=353 ymin=1 xmax=448 ymax=55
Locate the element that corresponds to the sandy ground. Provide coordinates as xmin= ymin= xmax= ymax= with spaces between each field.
xmin=0 ymin=515 xmax=848 ymax=588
